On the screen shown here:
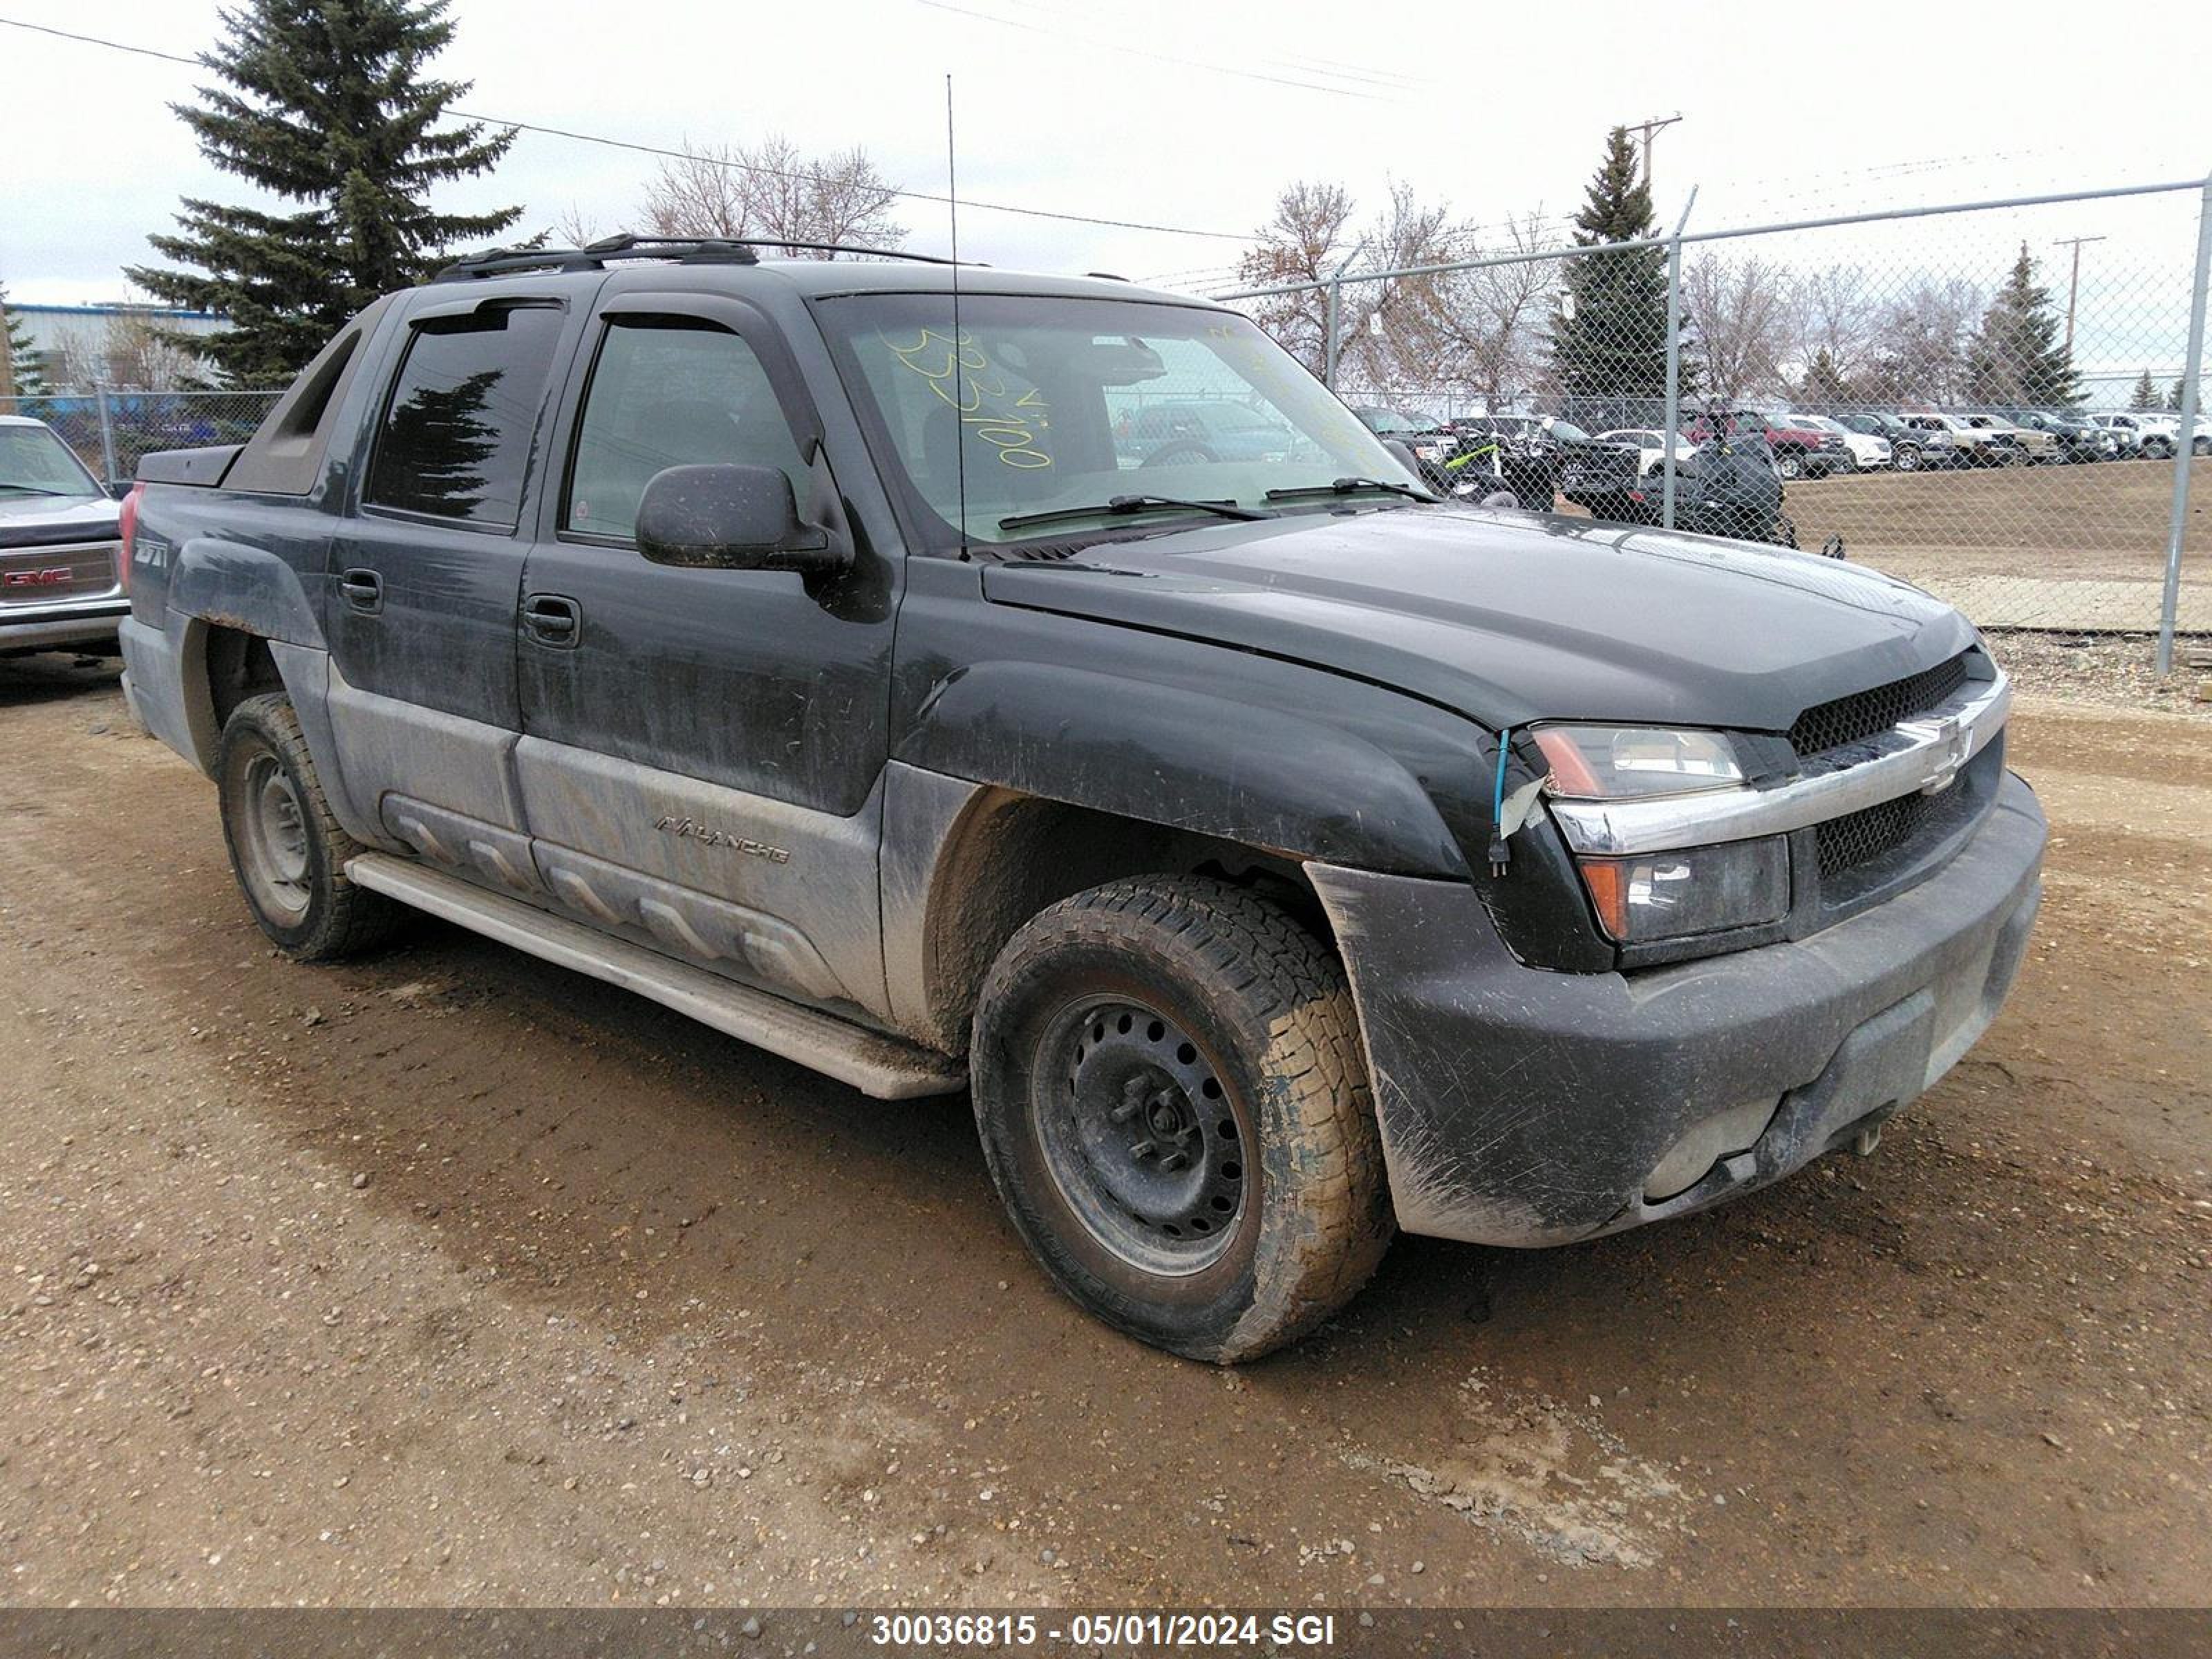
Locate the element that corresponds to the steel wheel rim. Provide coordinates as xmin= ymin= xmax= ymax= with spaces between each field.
xmin=1033 ymin=995 xmax=1248 ymax=1277
xmin=240 ymin=752 xmax=310 ymax=921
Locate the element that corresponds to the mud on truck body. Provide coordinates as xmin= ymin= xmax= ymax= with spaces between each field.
xmin=117 ymin=238 xmax=2045 ymax=1362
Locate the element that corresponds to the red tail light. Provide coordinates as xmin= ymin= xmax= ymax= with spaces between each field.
xmin=115 ymin=485 xmax=143 ymax=593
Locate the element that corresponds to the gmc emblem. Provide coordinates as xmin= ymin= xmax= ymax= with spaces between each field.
xmin=2 ymin=568 xmax=72 ymax=588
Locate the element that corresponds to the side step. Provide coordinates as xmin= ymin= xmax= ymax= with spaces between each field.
xmin=346 ymin=852 xmax=967 ymax=1100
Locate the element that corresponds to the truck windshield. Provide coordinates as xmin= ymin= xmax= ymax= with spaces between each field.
xmin=814 ymin=293 xmax=1414 ymax=546
xmin=0 ymin=424 xmax=102 ymax=497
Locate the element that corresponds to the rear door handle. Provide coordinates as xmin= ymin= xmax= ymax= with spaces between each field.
xmin=337 ymin=567 xmax=383 ymax=615
xmin=522 ymin=592 xmax=581 ymax=648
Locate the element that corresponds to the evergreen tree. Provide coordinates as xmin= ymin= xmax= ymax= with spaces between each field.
xmin=1964 ymin=244 xmax=2079 ymax=409
xmin=1799 ymin=348 xmax=1852 ymax=407
xmin=0 ymin=283 xmax=44 ymax=398
xmin=2170 ymin=376 xmax=2192 ymax=414
xmin=1549 ymin=128 xmax=1689 ymax=413
xmin=2129 ymin=369 xmax=2161 ymax=411
xmin=129 ymin=0 xmax=521 ymax=386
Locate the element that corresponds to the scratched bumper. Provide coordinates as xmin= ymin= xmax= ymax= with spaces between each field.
xmin=1308 ymin=771 xmax=2045 ymax=1247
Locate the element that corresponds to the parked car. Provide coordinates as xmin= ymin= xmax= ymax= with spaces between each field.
xmin=1597 ymin=427 xmax=1700 ymax=477
xmin=0 ymin=415 xmax=126 ymax=655
xmin=2085 ymin=414 xmax=2147 ymax=458
xmin=1685 ymin=409 xmax=1850 ymax=480
xmin=1902 ymin=411 xmax=2018 ymax=467
xmin=2090 ymin=411 xmax=2206 ymax=458
xmin=1790 ymin=413 xmax=1890 ymax=471
xmin=116 ymin=238 xmax=2044 ymax=1363
xmin=1441 ymin=414 xmax=1641 ymax=517
xmin=1828 ymin=412 xmax=1942 ymax=472
xmin=1956 ymin=413 xmax=2055 ymax=463
xmin=1351 ymin=405 xmax=1456 ymax=475
xmin=1116 ymin=400 xmax=1297 ymax=466
xmin=1996 ymin=409 xmax=2112 ymax=462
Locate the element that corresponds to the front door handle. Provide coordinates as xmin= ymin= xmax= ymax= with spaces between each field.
xmin=337 ymin=567 xmax=383 ymax=615
xmin=522 ymin=592 xmax=581 ymax=648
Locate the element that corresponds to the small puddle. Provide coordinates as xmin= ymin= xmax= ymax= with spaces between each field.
xmin=1346 ymin=1366 xmax=1694 ymax=1569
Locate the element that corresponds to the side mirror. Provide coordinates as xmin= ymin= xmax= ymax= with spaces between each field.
xmin=635 ymin=463 xmax=851 ymax=577
xmin=1381 ymin=438 xmax=1424 ymax=480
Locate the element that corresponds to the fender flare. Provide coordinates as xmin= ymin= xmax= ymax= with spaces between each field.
xmin=894 ymin=661 xmax=1468 ymax=879
xmin=169 ymin=538 xmax=324 ymax=646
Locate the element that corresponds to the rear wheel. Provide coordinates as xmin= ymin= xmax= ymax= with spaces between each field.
xmin=970 ymin=876 xmax=1391 ymax=1363
xmin=218 ymin=692 xmax=401 ymax=960
xmin=1776 ymin=450 xmax=1806 ymax=481
xmin=1894 ymin=443 xmax=1923 ymax=473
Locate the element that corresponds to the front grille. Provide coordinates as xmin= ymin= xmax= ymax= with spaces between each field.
xmin=1788 ymin=653 xmax=1971 ymax=758
xmin=1 ymin=540 xmax=121 ymax=608
xmin=1817 ymin=790 xmax=1931 ymax=880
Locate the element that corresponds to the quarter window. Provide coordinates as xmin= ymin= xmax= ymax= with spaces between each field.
xmin=565 ymin=319 xmax=805 ymax=542
xmin=365 ymin=303 xmax=564 ymax=527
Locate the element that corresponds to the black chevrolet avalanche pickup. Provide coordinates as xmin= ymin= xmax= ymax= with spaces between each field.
xmin=117 ymin=239 xmax=2044 ymax=1362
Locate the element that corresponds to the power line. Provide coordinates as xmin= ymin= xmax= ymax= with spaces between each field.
xmin=0 ymin=13 xmax=1255 ymax=243
xmin=913 ymin=0 xmax=1387 ymax=100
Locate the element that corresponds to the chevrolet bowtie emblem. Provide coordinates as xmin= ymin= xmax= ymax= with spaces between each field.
xmin=1917 ymin=714 xmax=1969 ymax=794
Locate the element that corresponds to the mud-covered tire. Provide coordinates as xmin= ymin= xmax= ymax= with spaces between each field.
xmin=216 ymin=692 xmax=401 ymax=961
xmin=970 ymin=876 xmax=1392 ymax=1363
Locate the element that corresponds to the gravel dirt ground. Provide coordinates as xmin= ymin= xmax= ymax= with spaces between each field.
xmin=2 ymin=653 xmax=2208 ymax=1613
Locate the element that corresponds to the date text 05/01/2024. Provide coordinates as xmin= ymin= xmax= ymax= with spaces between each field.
xmin=869 ymin=1611 xmax=1340 ymax=1649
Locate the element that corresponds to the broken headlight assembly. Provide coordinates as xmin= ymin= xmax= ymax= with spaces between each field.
xmin=1532 ymin=725 xmax=1789 ymax=944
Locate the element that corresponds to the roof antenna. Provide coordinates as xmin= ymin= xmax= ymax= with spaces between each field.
xmin=946 ymin=73 xmax=969 ymax=559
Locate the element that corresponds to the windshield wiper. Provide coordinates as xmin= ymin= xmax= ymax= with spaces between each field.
xmin=1264 ymin=476 xmax=1436 ymax=505
xmin=0 ymin=484 xmax=77 ymax=497
xmin=997 ymin=494 xmax=1268 ymax=533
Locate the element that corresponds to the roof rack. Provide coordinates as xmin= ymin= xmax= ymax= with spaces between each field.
xmin=431 ymin=234 xmax=967 ymax=283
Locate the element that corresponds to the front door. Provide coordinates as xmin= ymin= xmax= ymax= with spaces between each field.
xmin=514 ymin=294 xmax=899 ymax=1020
xmin=323 ymin=292 xmax=577 ymax=892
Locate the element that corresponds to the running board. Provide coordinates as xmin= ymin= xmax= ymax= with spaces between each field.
xmin=346 ymin=853 xmax=967 ymax=1100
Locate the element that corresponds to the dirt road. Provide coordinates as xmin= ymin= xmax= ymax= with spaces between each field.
xmin=2 ymin=655 xmax=2207 ymax=1610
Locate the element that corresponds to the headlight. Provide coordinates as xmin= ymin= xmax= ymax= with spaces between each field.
xmin=1575 ymin=838 xmax=1790 ymax=942
xmin=1533 ymin=725 xmax=1746 ymax=799
xmin=1531 ymin=726 xmax=1789 ymax=944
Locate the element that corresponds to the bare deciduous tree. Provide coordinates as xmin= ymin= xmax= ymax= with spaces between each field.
xmin=1857 ymin=278 xmax=1983 ymax=405
xmin=1683 ymin=254 xmax=1794 ymax=402
xmin=1432 ymin=212 xmax=1554 ymax=409
xmin=1235 ymin=182 xmax=1360 ymax=377
xmin=641 ymin=135 xmax=905 ymax=256
xmin=1792 ymin=265 xmax=1876 ymax=389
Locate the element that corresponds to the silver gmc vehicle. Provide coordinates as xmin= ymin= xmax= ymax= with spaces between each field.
xmin=1 ymin=415 xmax=126 ymax=655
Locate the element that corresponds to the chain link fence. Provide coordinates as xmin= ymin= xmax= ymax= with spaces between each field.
xmin=1 ymin=388 xmax=282 ymax=491
xmin=1212 ymin=178 xmax=2212 ymax=676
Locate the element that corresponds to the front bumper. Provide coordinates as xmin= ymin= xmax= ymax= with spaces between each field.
xmin=0 ymin=597 xmax=128 ymax=653
xmin=1308 ymin=771 xmax=2045 ymax=1247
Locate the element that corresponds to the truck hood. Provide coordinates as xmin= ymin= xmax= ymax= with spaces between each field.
xmin=0 ymin=493 xmax=121 ymax=550
xmin=980 ymin=505 xmax=1975 ymax=732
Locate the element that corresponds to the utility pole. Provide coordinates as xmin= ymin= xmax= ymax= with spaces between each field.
xmin=1620 ymin=113 xmax=1683 ymax=191
xmin=2054 ymin=234 xmax=2106 ymax=354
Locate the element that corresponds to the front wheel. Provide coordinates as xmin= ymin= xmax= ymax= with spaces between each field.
xmin=1894 ymin=444 xmax=1923 ymax=472
xmin=218 ymin=692 xmax=401 ymax=960
xmin=1776 ymin=451 xmax=1805 ymax=480
xmin=970 ymin=877 xmax=1391 ymax=1363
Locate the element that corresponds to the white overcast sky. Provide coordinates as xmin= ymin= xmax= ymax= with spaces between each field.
xmin=3 ymin=0 xmax=2209 ymax=389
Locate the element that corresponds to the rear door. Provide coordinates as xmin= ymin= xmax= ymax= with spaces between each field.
xmin=322 ymin=290 xmax=583 ymax=890
xmin=512 ymin=291 xmax=899 ymax=1020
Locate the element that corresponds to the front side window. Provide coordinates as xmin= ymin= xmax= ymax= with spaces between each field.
xmin=365 ymin=303 xmax=565 ymax=527
xmin=564 ymin=319 xmax=805 ymax=542
xmin=816 ymin=292 xmax=1406 ymax=547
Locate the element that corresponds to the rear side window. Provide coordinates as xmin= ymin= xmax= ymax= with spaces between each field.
xmin=563 ymin=319 xmax=805 ymax=543
xmin=366 ymin=303 xmax=564 ymax=527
